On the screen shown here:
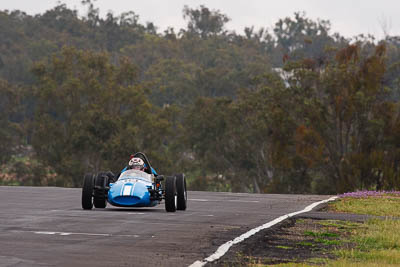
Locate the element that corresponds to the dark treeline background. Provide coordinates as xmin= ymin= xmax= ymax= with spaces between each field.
xmin=1 ymin=1 xmax=400 ymax=194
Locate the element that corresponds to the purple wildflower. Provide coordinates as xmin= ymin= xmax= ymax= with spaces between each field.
xmin=338 ymin=190 xmax=400 ymax=198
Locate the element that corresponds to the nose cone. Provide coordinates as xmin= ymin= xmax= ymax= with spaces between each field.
xmin=108 ymin=181 xmax=151 ymax=207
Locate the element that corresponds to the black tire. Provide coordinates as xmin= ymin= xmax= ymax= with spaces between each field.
xmin=93 ymin=173 xmax=107 ymax=209
xmin=82 ymin=173 xmax=94 ymax=210
xmin=165 ymin=176 xmax=177 ymax=212
xmin=175 ymin=174 xmax=187 ymax=211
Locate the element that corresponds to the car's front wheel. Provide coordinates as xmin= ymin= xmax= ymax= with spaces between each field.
xmin=165 ymin=176 xmax=177 ymax=212
xmin=176 ymin=174 xmax=187 ymax=211
xmin=82 ymin=173 xmax=94 ymax=210
xmin=93 ymin=173 xmax=108 ymax=208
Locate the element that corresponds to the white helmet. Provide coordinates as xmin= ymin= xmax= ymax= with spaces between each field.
xmin=129 ymin=157 xmax=145 ymax=170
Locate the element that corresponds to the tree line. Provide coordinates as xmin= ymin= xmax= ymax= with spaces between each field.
xmin=1 ymin=1 xmax=400 ymax=194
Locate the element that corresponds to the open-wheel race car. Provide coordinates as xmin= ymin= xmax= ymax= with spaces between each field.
xmin=81 ymin=152 xmax=187 ymax=212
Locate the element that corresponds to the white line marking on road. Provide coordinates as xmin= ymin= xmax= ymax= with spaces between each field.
xmin=189 ymin=199 xmax=208 ymax=202
xmin=11 ymin=230 xmax=139 ymax=238
xmin=127 ymin=213 xmax=146 ymax=215
xmin=35 ymin=231 xmax=111 ymax=236
xmin=200 ymin=215 xmax=214 ymax=217
xmin=35 ymin=231 xmax=56 ymax=235
xmin=189 ymin=196 xmax=338 ymax=267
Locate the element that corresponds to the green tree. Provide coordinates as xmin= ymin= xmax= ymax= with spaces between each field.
xmin=286 ymin=44 xmax=394 ymax=192
xmin=0 ymin=79 xmax=21 ymax=164
xmin=31 ymin=47 xmax=168 ymax=186
xmin=271 ymin=12 xmax=348 ymax=67
xmin=184 ymin=73 xmax=303 ymax=193
xmin=143 ymin=58 xmax=200 ymax=106
xmin=182 ymin=5 xmax=230 ymax=38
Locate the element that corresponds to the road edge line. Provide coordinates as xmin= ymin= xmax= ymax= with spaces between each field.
xmin=188 ymin=196 xmax=338 ymax=267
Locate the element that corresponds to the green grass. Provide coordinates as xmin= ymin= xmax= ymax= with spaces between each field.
xmin=333 ymin=249 xmax=400 ymax=266
xmin=353 ymin=219 xmax=400 ymax=250
xmin=330 ymin=197 xmax=400 ymax=217
xmin=276 ymin=245 xmax=292 ymax=250
xmin=304 ymin=230 xmax=339 ymax=238
xmin=296 ymin=241 xmax=315 ymax=247
xmin=323 ymin=197 xmax=400 ymax=266
xmin=318 ymin=220 xmax=360 ymax=230
xmin=270 ymin=197 xmax=400 ymax=267
xmin=274 ymin=263 xmax=314 ymax=267
xmin=315 ymin=238 xmax=342 ymax=246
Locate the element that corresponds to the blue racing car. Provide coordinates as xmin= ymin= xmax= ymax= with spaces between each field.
xmin=81 ymin=152 xmax=187 ymax=212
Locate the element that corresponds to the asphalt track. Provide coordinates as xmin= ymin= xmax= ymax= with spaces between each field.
xmin=0 ymin=186 xmax=333 ymax=267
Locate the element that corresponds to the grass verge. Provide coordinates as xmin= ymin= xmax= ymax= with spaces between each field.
xmin=329 ymin=196 xmax=400 ymax=217
xmin=274 ymin=195 xmax=400 ymax=267
xmin=214 ymin=194 xmax=400 ymax=266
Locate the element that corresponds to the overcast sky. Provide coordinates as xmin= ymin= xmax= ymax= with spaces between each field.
xmin=2 ymin=0 xmax=400 ymax=39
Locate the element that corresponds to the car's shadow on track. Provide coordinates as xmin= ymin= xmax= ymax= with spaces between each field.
xmin=71 ymin=207 xmax=164 ymax=213
xmin=99 ymin=208 xmax=164 ymax=213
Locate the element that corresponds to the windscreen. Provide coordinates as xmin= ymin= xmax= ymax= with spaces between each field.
xmin=118 ymin=169 xmax=152 ymax=182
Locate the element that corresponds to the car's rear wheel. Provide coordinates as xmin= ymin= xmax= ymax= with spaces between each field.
xmin=93 ymin=173 xmax=107 ymax=208
xmin=176 ymin=174 xmax=187 ymax=211
xmin=165 ymin=176 xmax=177 ymax=212
xmin=82 ymin=173 xmax=94 ymax=210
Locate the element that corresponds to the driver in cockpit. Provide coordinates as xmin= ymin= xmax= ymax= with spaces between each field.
xmin=129 ymin=157 xmax=145 ymax=171
xmin=120 ymin=156 xmax=158 ymax=176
